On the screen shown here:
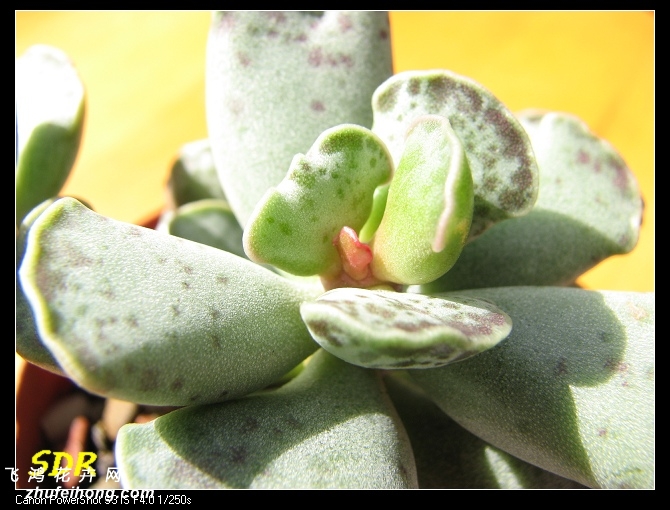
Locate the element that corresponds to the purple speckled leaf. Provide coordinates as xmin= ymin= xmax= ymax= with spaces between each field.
xmin=421 ymin=110 xmax=645 ymax=293
xmin=517 ymin=110 xmax=643 ymax=253
xmin=19 ymin=197 xmax=321 ymax=406
xmin=206 ymin=11 xmax=393 ymax=228
xmin=301 ymin=288 xmax=512 ymax=369
xmin=371 ymin=70 xmax=539 ymax=241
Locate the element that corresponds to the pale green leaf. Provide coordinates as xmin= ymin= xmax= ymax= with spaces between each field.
xmin=164 ymin=199 xmax=247 ymax=259
xmin=422 ymin=111 xmax=645 ymax=292
xmin=410 ymin=286 xmax=654 ymax=489
xmin=19 ymin=197 xmax=322 ymax=406
xmin=116 ymin=349 xmax=418 ymax=489
xmin=385 ymin=373 xmax=587 ymax=489
xmin=166 ymin=139 xmax=227 ymax=208
xmin=15 ymin=45 xmax=85 ymax=225
xmin=206 ymin=11 xmax=393 ymax=227
xmin=16 ymin=198 xmax=83 ymax=375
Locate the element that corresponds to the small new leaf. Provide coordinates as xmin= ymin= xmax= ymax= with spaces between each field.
xmin=243 ymin=124 xmax=393 ymax=276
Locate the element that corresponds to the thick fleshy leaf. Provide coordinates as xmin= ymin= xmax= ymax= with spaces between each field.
xmin=16 ymin=196 xmax=94 ymax=374
xmin=300 ymin=288 xmax=512 ymax=369
xmin=410 ymin=286 xmax=654 ymax=489
xmin=15 ymin=44 xmax=85 ymax=225
xmin=371 ymin=115 xmax=473 ymax=285
xmin=384 ymin=373 xmax=586 ymax=489
xmin=422 ymin=111 xmax=645 ymax=292
xmin=116 ymin=349 xmax=418 ymax=489
xmin=243 ymin=124 xmax=393 ymax=276
xmin=205 ymin=11 xmax=393 ymax=227
xmin=162 ymin=199 xmax=247 ymax=259
xmin=166 ymin=139 xmax=227 ymax=208
xmin=16 ymin=199 xmax=64 ymax=374
xmin=19 ymin=197 xmax=322 ymax=406
xmin=16 ymin=287 xmax=60 ymax=374
xmin=371 ymin=70 xmax=539 ymax=240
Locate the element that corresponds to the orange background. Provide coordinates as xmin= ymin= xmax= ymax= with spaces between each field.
xmin=15 ymin=11 xmax=654 ymax=292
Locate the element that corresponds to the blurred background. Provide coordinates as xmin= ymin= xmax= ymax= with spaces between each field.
xmin=15 ymin=11 xmax=654 ymax=292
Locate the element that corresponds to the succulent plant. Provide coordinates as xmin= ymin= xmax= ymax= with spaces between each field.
xmin=16 ymin=11 xmax=654 ymax=489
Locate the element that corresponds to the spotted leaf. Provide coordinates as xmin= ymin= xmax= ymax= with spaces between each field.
xmin=422 ymin=111 xmax=644 ymax=292
xmin=19 ymin=197 xmax=322 ymax=406
xmin=206 ymin=11 xmax=393 ymax=227
xmin=300 ymin=288 xmax=512 ymax=369
xmin=116 ymin=349 xmax=418 ymax=489
xmin=372 ymin=69 xmax=539 ymax=240
xmin=243 ymin=124 xmax=393 ymax=277
xmin=410 ymin=286 xmax=654 ymax=489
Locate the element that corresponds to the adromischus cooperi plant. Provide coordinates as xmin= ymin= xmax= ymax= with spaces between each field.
xmin=16 ymin=12 xmax=653 ymax=489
